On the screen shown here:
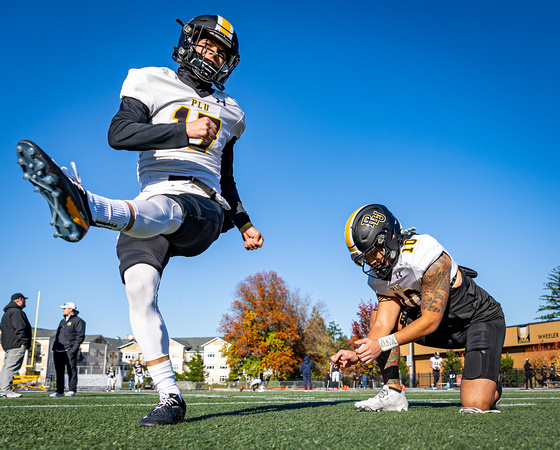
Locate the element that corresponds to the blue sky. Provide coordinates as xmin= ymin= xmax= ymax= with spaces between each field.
xmin=1 ymin=1 xmax=559 ymax=341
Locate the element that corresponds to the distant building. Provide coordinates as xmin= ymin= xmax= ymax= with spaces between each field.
xmin=173 ymin=337 xmax=230 ymax=384
xmin=0 ymin=329 xmax=229 ymax=386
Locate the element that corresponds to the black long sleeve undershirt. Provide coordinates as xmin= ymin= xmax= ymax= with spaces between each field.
xmin=107 ymin=80 xmax=251 ymax=231
xmin=108 ymin=97 xmax=189 ymax=151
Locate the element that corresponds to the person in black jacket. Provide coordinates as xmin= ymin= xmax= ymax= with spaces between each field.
xmin=0 ymin=293 xmax=32 ymax=397
xmin=540 ymin=365 xmax=547 ymax=387
xmin=300 ymin=356 xmax=313 ymax=390
xmin=49 ymin=302 xmax=85 ymax=397
xmin=523 ymin=358 xmax=534 ymax=390
xmin=550 ymin=363 xmax=557 ymax=387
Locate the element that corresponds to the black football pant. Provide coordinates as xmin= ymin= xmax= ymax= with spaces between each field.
xmin=53 ymin=350 xmax=78 ymax=393
xmin=433 ymin=369 xmax=441 ymax=385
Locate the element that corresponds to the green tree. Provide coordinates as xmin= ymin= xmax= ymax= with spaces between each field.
xmin=500 ymin=353 xmax=519 ymax=387
xmin=536 ymin=266 xmax=560 ymax=320
xmin=185 ymin=347 xmax=208 ymax=382
xmin=442 ymin=351 xmax=463 ymax=372
xmin=500 ymin=353 xmax=514 ymax=370
xmin=327 ymin=321 xmax=351 ymax=350
xmin=301 ymin=303 xmax=333 ymax=377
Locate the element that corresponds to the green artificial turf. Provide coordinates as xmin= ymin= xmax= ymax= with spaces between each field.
xmin=0 ymin=389 xmax=558 ymax=449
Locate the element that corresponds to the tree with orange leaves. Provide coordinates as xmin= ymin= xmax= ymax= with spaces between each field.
xmin=220 ymin=271 xmax=305 ymax=380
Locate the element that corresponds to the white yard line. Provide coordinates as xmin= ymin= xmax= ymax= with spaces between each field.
xmin=1 ymin=396 xmax=556 ymax=409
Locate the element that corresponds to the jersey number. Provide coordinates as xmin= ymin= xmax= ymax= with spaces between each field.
xmin=173 ymin=106 xmax=222 ymax=153
xmin=402 ymin=239 xmax=418 ymax=254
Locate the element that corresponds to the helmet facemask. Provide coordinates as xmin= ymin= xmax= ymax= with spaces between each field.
xmin=359 ymin=231 xmax=399 ymax=280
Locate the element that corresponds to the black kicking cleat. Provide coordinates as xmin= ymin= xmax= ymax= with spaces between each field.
xmin=139 ymin=393 xmax=186 ymax=426
xmin=16 ymin=140 xmax=91 ymax=242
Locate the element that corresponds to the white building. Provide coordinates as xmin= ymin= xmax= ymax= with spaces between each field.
xmin=1 ymin=329 xmax=230 ymax=386
xmin=174 ymin=337 xmax=230 ymax=384
xmin=112 ymin=336 xmax=230 ymax=384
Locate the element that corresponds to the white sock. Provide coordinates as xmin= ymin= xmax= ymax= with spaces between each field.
xmin=147 ymin=360 xmax=181 ymax=397
xmin=124 ymin=264 xmax=169 ymax=361
xmin=87 ymin=192 xmax=131 ymax=231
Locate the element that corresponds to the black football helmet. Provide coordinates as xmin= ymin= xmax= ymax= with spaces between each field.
xmin=172 ymin=15 xmax=240 ymax=90
xmin=344 ymin=204 xmax=403 ymax=280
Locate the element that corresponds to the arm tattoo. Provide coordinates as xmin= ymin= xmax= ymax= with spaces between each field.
xmin=421 ymin=254 xmax=451 ymax=316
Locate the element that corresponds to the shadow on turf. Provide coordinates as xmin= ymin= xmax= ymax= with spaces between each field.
xmin=408 ymin=401 xmax=462 ymax=408
xmin=187 ymin=399 xmax=461 ymax=422
xmin=188 ymin=400 xmax=354 ymax=422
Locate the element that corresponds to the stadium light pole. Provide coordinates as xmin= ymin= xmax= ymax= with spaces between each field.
xmin=408 ymin=343 xmax=414 ymax=388
xmin=103 ymin=342 xmax=108 ymax=374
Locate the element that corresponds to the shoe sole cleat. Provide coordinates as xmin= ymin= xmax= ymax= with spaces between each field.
xmin=16 ymin=140 xmax=90 ymax=242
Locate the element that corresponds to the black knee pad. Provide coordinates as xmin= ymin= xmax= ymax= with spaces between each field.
xmin=463 ymin=321 xmax=503 ymax=381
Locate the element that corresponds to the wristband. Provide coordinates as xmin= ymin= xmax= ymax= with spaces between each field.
xmin=378 ymin=334 xmax=398 ymax=352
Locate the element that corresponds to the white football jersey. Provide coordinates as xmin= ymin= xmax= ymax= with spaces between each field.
xmin=367 ymin=234 xmax=458 ymax=308
xmin=120 ymin=67 xmax=245 ymax=205
xmin=430 ymin=356 xmax=443 ymax=369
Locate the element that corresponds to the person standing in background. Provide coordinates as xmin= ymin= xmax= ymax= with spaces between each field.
xmin=0 ymin=293 xmax=32 ymax=398
xmin=523 ymin=358 xmax=534 ymax=390
xmin=49 ymin=302 xmax=86 ymax=397
xmin=300 ymin=356 xmax=313 ymax=390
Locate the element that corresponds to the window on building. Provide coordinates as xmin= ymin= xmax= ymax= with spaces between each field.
xmin=206 ymin=365 xmax=214 ymax=370
xmin=207 ymin=353 xmax=215 ymax=358
xmin=220 ymin=365 xmax=228 ymax=370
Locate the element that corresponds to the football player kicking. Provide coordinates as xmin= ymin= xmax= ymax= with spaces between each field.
xmin=16 ymin=14 xmax=263 ymax=426
xmin=331 ymin=204 xmax=505 ymax=413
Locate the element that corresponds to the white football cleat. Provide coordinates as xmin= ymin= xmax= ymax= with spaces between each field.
xmin=459 ymin=406 xmax=501 ymax=414
xmin=355 ymin=385 xmax=409 ymax=412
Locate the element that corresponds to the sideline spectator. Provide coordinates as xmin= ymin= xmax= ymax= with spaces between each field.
xmin=540 ymin=365 xmax=547 ymax=387
xmin=449 ymin=366 xmax=457 ymax=388
xmin=550 ymin=363 xmax=557 ymax=387
xmin=524 ymin=358 xmax=534 ymax=390
xmin=361 ymin=373 xmax=369 ymax=389
xmin=0 ymin=293 xmax=32 ymax=398
xmin=49 ymin=302 xmax=86 ymax=397
xmin=300 ymin=356 xmax=313 ymax=390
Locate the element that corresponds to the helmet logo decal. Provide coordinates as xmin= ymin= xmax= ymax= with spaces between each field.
xmin=216 ymin=16 xmax=234 ymax=40
xmin=361 ymin=211 xmax=386 ymax=228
